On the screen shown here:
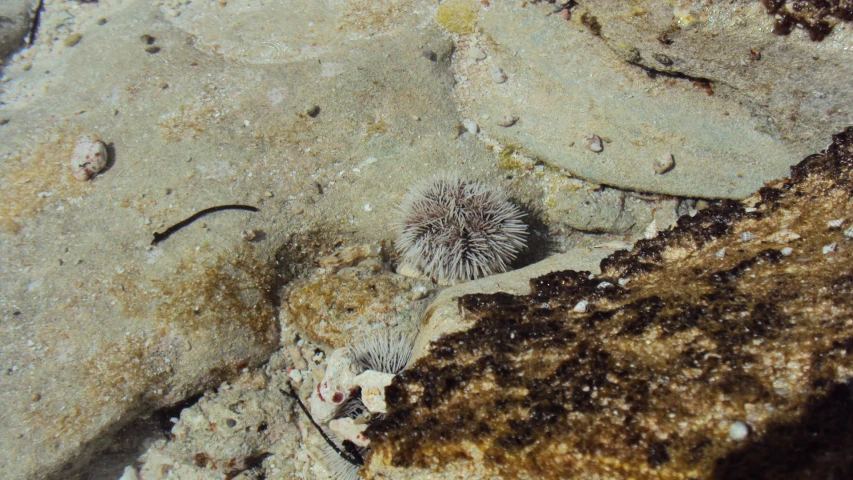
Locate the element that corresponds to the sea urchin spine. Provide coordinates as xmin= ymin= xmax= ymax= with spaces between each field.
xmin=395 ymin=172 xmax=528 ymax=283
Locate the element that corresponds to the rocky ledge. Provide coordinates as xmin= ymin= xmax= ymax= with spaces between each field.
xmin=365 ymin=127 xmax=853 ymax=479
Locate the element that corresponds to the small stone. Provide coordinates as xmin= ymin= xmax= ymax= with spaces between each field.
xmin=582 ymin=134 xmax=603 ymax=152
xmin=828 ymin=219 xmax=844 ymax=228
xmin=844 ymin=225 xmax=853 ymax=239
xmin=63 ymin=33 xmax=82 ymax=47
xmin=654 ymin=152 xmax=675 ymax=174
xmin=462 ymin=118 xmax=479 ymax=134
xmin=140 ymin=34 xmax=156 ymax=45
xmin=740 ymin=231 xmax=755 ymax=242
xmin=354 ymin=370 xmax=396 ymax=415
xmin=468 ymin=46 xmax=486 ymax=60
xmin=767 ymin=230 xmax=801 ymax=243
xmin=145 ymin=45 xmax=161 ymax=54
xmin=304 ymin=104 xmax=320 ymax=117
xmin=489 ymin=65 xmax=507 ymax=84
xmin=70 ymin=136 xmax=108 ymax=181
xmin=728 ymin=421 xmax=749 ymax=441
xmin=573 ymin=300 xmax=589 ymax=313
xmin=497 ymin=115 xmax=518 ymax=127
xmin=96 ymin=18 xmax=108 ymax=26
xmin=780 ymin=247 xmax=794 ymax=256
xmin=241 ymin=229 xmax=261 ymax=241
xmin=823 ymin=242 xmax=837 ymax=254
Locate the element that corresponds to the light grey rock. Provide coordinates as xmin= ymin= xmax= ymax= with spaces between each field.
xmin=0 ymin=0 xmax=487 ymax=478
xmin=0 ymin=0 xmax=36 ymax=64
xmin=581 ymin=0 xmax=853 ymax=156
xmin=460 ymin=1 xmax=812 ymax=199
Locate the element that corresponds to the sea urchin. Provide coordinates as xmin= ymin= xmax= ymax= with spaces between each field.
xmin=395 ymin=173 xmax=527 ymax=283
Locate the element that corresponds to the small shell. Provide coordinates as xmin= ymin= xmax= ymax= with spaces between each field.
xmin=822 ymin=242 xmax=837 ymax=255
xmin=654 ymin=152 xmax=675 ymax=174
xmin=497 ymin=115 xmax=518 ymax=127
xmin=582 ymin=134 xmax=603 ymax=152
xmin=780 ymin=247 xmax=794 ymax=256
xmin=468 ymin=46 xmax=486 ymax=60
xmin=489 ymin=65 xmax=507 ymax=84
xmin=740 ymin=231 xmax=755 ymax=242
xmin=729 ymin=421 xmax=749 ymax=441
xmin=70 ymin=136 xmax=108 ymax=181
xmin=573 ymin=300 xmax=589 ymax=313
xmin=828 ymin=219 xmax=844 ymax=228
xmin=462 ymin=118 xmax=479 ymax=134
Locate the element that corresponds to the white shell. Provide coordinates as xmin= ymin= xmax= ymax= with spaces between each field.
xmin=828 ymin=219 xmax=844 ymax=228
xmin=70 ymin=136 xmax=108 ymax=181
xmin=573 ymin=300 xmax=589 ymax=313
xmin=582 ymin=134 xmax=603 ymax=152
xmin=654 ymin=152 xmax=675 ymax=174
xmin=729 ymin=421 xmax=749 ymax=441
xmin=822 ymin=242 xmax=837 ymax=255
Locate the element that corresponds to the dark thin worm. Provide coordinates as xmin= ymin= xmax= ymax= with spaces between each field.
xmin=151 ymin=204 xmax=258 ymax=245
xmin=281 ymin=386 xmax=365 ymax=467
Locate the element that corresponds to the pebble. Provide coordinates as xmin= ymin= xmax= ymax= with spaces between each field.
xmin=497 ymin=115 xmax=518 ymax=127
xmin=462 ymin=118 xmax=479 ymax=134
xmin=740 ymin=231 xmax=755 ymax=242
xmin=489 ymin=65 xmax=507 ymax=84
xmin=468 ymin=46 xmax=486 ymax=60
xmin=70 ymin=136 xmax=108 ymax=181
xmin=828 ymin=219 xmax=844 ymax=228
xmin=304 ymin=104 xmax=320 ymax=117
xmin=780 ymin=246 xmax=794 ymax=256
xmin=844 ymin=225 xmax=853 ymax=239
xmin=572 ymin=300 xmax=589 ymax=313
xmin=654 ymin=152 xmax=675 ymax=174
xmin=582 ymin=134 xmax=603 ymax=152
xmin=728 ymin=421 xmax=749 ymax=441
xmin=822 ymin=242 xmax=837 ymax=254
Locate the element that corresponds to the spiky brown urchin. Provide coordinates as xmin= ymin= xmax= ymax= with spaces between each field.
xmin=395 ymin=173 xmax=528 ymax=283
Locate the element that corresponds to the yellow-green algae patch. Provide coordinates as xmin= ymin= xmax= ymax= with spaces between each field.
xmin=436 ymin=0 xmax=479 ymax=34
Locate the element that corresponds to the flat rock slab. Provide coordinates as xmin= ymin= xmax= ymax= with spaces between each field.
xmin=457 ymin=1 xmax=812 ymax=199
xmin=0 ymin=1 xmax=494 ymax=478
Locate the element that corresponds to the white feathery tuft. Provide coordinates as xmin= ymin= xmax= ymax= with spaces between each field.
xmin=318 ymin=429 xmax=365 ymax=480
xmin=395 ymin=172 xmax=528 ymax=283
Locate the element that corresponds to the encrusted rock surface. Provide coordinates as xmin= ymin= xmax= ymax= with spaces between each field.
xmin=282 ymin=265 xmax=428 ymax=349
xmin=366 ymin=127 xmax=853 ymax=479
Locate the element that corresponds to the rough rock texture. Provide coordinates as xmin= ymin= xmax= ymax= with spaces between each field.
xmin=581 ymin=0 xmax=853 ymax=154
xmin=281 ymin=265 xmax=428 ymax=349
xmin=454 ymin=0 xmax=814 ymax=199
xmin=365 ymin=127 xmax=853 ymax=479
xmin=0 ymin=0 xmax=36 ymax=64
xmin=0 ymin=1 xmax=494 ymax=478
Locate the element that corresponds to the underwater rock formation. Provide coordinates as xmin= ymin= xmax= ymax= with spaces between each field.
xmin=365 ymin=127 xmax=853 ymax=479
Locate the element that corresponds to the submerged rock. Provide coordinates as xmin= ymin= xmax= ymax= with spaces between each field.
xmin=365 ymin=127 xmax=853 ymax=479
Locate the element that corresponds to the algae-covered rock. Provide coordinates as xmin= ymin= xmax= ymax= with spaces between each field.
xmin=365 ymin=127 xmax=853 ymax=479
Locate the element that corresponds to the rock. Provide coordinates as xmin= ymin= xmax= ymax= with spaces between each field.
xmin=70 ymin=136 xmax=109 ymax=180
xmin=0 ymin=0 xmax=472 ymax=477
xmin=365 ymin=128 xmax=853 ymax=479
xmin=582 ymin=1 xmax=853 ymax=154
xmin=0 ymin=0 xmax=37 ymax=63
xmin=409 ymin=246 xmax=622 ymax=365
xmin=281 ymin=266 xmax=422 ymax=348
xmin=456 ymin=1 xmax=812 ymax=199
